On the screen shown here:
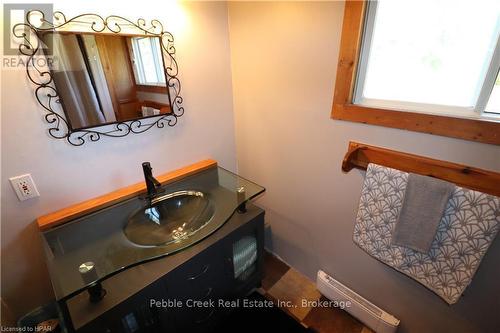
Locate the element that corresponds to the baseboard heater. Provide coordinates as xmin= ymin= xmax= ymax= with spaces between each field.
xmin=316 ymin=270 xmax=400 ymax=333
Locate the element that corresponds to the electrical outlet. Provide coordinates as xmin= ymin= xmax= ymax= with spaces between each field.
xmin=9 ymin=174 xmax=40 ymax=201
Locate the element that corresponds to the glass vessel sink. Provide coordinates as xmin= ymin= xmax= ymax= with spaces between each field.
xmin=41 ymin=166 xmax=265 ymax=301
xmin=124 ymin=190 xmax=215 ymax=246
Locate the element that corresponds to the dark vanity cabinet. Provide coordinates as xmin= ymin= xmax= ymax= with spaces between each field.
xmin=74 ymin=206 xmax=264 ymax=333
xmin=76 ymin=280 xmax=168 ymax=333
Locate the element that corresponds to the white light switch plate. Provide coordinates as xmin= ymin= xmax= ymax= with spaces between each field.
xmin=9 ymin=174 xmax=40 ymax=201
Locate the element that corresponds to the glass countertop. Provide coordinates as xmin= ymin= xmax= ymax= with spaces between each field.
xmin=41 ymin=167 xmax=265 ymax=301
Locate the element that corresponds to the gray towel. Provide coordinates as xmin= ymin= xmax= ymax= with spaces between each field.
xmin=392 ymin=173 xmax=454 ymax=253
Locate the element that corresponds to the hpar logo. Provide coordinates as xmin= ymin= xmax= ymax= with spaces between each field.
xmin=3 ymin=3 xmax=54 ymax=69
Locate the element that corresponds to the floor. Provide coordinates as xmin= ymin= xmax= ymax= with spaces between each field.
xmin=260 ymin=251 xmax=374 ymax=333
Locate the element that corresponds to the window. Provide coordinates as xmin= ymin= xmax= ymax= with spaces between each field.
xmin=485 ymin=71 xmax=500 ymax=114
xmin=356 ymin=0 xmax=500 ymax=118
xmin=332 ymin=0 xmax=500 ymax=145
xmin=130 ymin=37 xmax=166 ymax=86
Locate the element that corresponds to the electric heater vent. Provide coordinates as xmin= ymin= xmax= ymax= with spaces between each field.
xmin=316 ymin=270 xmax=400 ymax=333
xmin=324 ymin=273 xmax=382 ymax=317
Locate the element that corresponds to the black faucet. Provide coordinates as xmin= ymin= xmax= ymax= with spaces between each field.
xmin=142 ymin=162 xmax=161 ymax=198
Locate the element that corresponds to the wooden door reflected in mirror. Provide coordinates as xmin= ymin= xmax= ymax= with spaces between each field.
xmin=41 ymin=32 xmax=172 ymax=130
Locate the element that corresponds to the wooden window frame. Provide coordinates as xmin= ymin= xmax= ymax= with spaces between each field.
xmin=331 ymin=0 xmax=500 ymax=145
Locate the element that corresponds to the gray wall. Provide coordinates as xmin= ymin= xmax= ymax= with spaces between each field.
xmin=3 ymin=1 xmax=500 ymax=331
xmin=1 ymin=1 xmax=236 ymax=319
xmin=228 ymin=2 xmax=500 ymax=332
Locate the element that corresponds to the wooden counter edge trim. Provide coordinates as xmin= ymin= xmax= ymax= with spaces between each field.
xmin=342 ymin=141 xmax=500 ymax=197
xmin=37 ymin=159 xmax=217 ymax=231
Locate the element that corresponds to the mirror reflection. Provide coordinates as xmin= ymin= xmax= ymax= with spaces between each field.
xmin=41 ymin=32 xmax=171 ymax=130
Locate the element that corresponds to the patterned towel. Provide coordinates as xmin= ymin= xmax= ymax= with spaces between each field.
xmin=353 ymin=163 xmax=500 ymax=304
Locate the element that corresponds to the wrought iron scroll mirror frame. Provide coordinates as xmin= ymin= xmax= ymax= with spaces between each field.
xmin=13 ymin=10 xmax=184 ymax=146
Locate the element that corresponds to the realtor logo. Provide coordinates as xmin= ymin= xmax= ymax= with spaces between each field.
xmin=3 ymin=3 xmax=53 ymax=56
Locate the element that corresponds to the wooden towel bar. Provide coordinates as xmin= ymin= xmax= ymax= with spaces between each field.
xmin=342 ymin=141 xmax=500 ymax=197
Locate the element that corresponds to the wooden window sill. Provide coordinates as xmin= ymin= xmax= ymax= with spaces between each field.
xmin=136 ymin=84 xmax=168 ymax=94
xmin=332 ymin=103 xmax=500 ymax=145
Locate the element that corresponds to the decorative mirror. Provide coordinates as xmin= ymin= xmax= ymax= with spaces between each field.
xmin=13 ymin=11 xmax=183 ymax=146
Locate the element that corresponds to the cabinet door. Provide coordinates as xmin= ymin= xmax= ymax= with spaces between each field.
xmin=222 ymin=212 xmax=265 ymax=298
xmin=164 ymin=242 xmax=231 ymax=332
xmin=78 ymin=279 xmax=172 ymax=333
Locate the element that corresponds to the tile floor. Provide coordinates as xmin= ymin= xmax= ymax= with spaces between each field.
xmin=260 ymin=251 xmax=374 ymax=333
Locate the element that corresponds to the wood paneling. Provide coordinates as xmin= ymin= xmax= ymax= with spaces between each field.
xmin=95 ymin=35 xmax=139 ymax=120
xmin=37 ymin=159 xmax=217 ymax=231
xmin=342 ymin=141 xmax=500 ymax=196
xmin=331 ymin=0 xmax=500 ymax=145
